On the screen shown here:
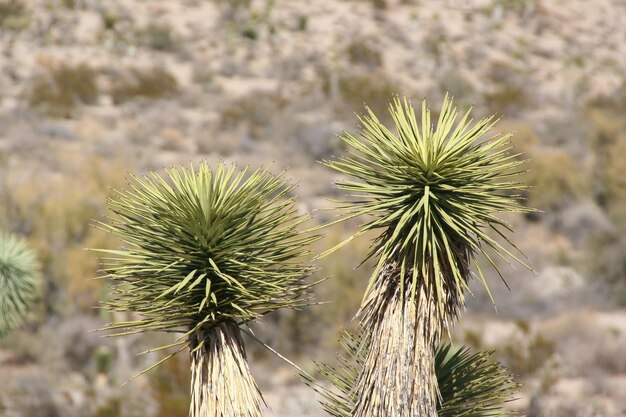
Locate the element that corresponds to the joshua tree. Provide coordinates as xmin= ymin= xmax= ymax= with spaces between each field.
xmin=96 ymin=162 xmax=317 ymax=417
xmin=324 ymin=96 xmax=529 ymax=417
xmin=0 ymin=231 xmax=40 ymax=337
xmin=306 ymin=329 xmax=519 ymax=417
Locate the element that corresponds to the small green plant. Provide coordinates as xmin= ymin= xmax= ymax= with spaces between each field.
xmin=140 ymin=23 xmax=177 ymax=52
xmin=111 ymin=66 xmax=177 ymax=104
xmin=150 ymin=354 xmax=190 ymax=417
xmin=0 ymin=0 xmax=29 ymax=32
xmin=297 ymin=14 xmax=308 ymax=31
xmin=523 ymin=148 xmax=587 ymax=210
xmin=94 ymin=398 xmax=121 ymax=417
xmin=100 ymin=10 xmax=120 ymax=31
xmin=0 ymin=231 xmax=40 ymax=337
xmin=27 ymin=63 xmax=98 ymax=118
xmin=95 ymin=163 xmax=318 ymax=417
xmin=322 ymin=71 xmax=400 ymax=121
xmin=484 ymin=84 xmax=529 ymax=115
xmin=371 ymin=0 xmax=387 ymax=9
xmin=500 ymin=333 xmax=555 ymax=376
xmin=346 ymin=39 xmax=382 ymax=68
xmin=220 ymin=91 xmax=287 ymax=138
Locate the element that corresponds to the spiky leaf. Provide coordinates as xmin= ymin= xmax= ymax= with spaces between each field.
xmin=305 ymin=330 xmax=520 ymax=417
xmin=0 ymin=231 xmax=40 ymax=337
xmin=96 ymin=162 xmax=318 ymax=350
xmin=325 ymin=95 xmax=531 ymax=310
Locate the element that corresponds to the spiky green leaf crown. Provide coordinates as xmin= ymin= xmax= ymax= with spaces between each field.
xmin=326 ymin=96 xmax=530 ymax=308
xmin=305 ymin=330 xmax=520 ymax=417
xmin=98 ymin=162 xmax=318 ymax=346
xmin=0 ymin=231 xmax=40 ymax=337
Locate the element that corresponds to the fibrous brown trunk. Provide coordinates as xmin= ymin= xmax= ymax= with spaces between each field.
xmin=189 ymin=320 xmax=264 ymax=417
xmin=352 ymin=263 xmax=461 ymax=417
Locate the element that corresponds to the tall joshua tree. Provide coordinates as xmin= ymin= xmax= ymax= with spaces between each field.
xmin=325 ymin=96 xmax=529 ymax=417
xmin=0 ymin=231 xmax=40 ymax=337
xmin=96 ymin=162 xmax=317 ymax=417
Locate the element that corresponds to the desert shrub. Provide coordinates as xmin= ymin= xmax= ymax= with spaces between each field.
xmin=371 ymin=0 xmax=387 ymax=9
xmin=321 ymin=71 xmax=400 ymax=121
xmin=438 ymin=71 xmax=475 ymax=105
xmin=1 ymin=330 xmax=41 ymax=363
xmin=422 ymin=22 xmax=447 ymax=64
xmin=604 ymin=134 xmax=626 ymax=219
xmin=491 ymin=0 xmax=537 ymax=17
xmin=0 ymin=0 xmax=25 ymax=23
xmin=214 ymin=0 xmax=252 ymax=22
xmin=523 ymin=148 xmax=587 ymax=210
xmin=583 ymin=108 xmax=626 ymax=297
xmin=499 ymin=332 xmax=555 ymax=376
xmin=461 ymin=328 xmax=483 ymax=349
xmin=94 ymin=398 xmax=122 ymax=417
xmin=346 ymin=39 xmax=382 ymax=67
xmin=338 ymin=72 xmax=399 ymax=118
xmin=158 ymin=128 xmax=191 ymax=152
xmin=27 ymin=63 xmax=98 ymax=118
xmin=139 ymin=23 xmax=177 ymax=52
xmin=95 ymin=390 xmax=155 ymax=417
xmin=484 ymin=84 xmax=529 ymax=116
xmin=0 ymin=154 xmax=126 ymax=315
xmin=94 ymin=346 xmax=112 ymax=376
xmin=150 ymin=353 xmax=190 ymax=417
xmin=111 ymin=67 xmax=178 ymax=104
xmin=296 ymin=14 xmax=307 ymax=31
xmin=0 ymin=0 xmax=29 ymax=32
xmin=100 ymin=10 xmax=121 ymax=31
xmin=484 ymin=60 xmax=531 ymax=116
xmin=3 ymin=370 xmax=60 ymax=417
xmin=587 ymin=232 xmax=626 ymax=294
xmin=586 ymin=108 xmax=626 ymax=212
xmin=220 ymin=91 xmax=287 ymax=138
xmin=507 ymin=121 xmax=542 ymax=155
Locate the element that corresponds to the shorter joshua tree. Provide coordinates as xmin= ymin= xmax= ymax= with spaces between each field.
xmin=0 ymin=231 xmax=40 ymax=337
xmin=96 ymin=162 xmax=318 ymax=417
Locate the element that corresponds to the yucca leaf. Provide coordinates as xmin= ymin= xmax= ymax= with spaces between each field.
xmin=0 ymin=231 xmax=41 ymax=337
xmin=325 ymin=95 xmax=532 ymax=312
xmin=305 ymin=330 xmax=520 ymax=417
xmin=94 ymin=162 xmax=319 ymax=353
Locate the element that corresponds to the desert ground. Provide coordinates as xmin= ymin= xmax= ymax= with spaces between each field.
xmin=1 ymin=0 xmax=626 ymax=416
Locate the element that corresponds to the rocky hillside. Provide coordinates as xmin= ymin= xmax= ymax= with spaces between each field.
xmin=1 ymin=0 xmax=626 ymax=416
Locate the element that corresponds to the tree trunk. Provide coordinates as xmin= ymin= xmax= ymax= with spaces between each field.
xmin=352 ymin=263 xmax=455 ymax=417
xmin=189 ymin=320 xmax=264 ymax=417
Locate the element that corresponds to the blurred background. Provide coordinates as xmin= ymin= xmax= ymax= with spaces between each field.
xmin=1 ymin=0 xmax=625 ymax=416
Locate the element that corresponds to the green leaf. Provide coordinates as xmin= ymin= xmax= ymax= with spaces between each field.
xmin=93 ymin=161 xmax=320 ymax=363
xmin=0 ymin=231 xmax=41 ymax=338
xmin=325 ymin=95 xmax=533 ymax=312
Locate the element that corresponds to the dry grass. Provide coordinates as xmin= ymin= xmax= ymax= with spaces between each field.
xmin=0 ymin=0 xmax=29 ymax=32
xmin=0 ymin=153 xmax=126 ymax=314
xmin=346 ymin=39 xmax=382 ymax=68
xmin=321 ymin=71 xmax=400 ymax=122
xmin=26 ymin=62 xmax=98 ymax=118
xmin=523 ymin=148 xmax=587 ymax=210
xmin=111 ymin=66 xmax=178 ymax=104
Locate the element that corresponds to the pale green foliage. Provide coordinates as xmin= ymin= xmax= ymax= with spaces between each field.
xmin=325 ymin=96 xmax=531 ymax=311
xmin=305 ymin=330 xmax=520 ymax=417
xmin=96 ymin=162 xmax=318 ymax=352
xmin=0 ymin=231 xmax=40 ymax=337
